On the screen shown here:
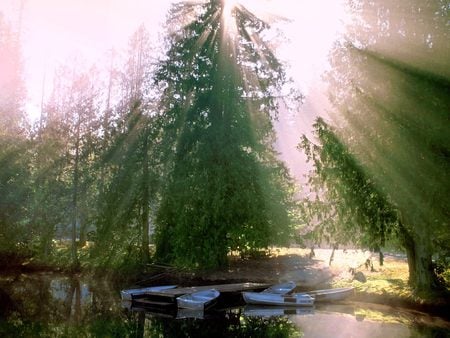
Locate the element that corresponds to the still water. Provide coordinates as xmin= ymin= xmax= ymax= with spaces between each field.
xmin=0 ymin=273 xmax=449 ymax=337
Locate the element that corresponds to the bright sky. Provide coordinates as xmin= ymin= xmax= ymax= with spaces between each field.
xmin=1 ymin=0 xmax=172 ymax=121
xmin=0 ymin=0 xmax=347 ymax=184
xmin=0 ymin=0 xmax=347 ymax=122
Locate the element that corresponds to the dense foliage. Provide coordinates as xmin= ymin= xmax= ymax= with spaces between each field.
xmin=154 ymin=1 xmax=295 ymax=268
xmin=0 ymin=2 xmax=296 ymax=271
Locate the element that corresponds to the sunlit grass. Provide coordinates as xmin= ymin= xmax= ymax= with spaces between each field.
xmin=330 ymin=255 xmax=450 ymax=306
xmin=348 ymin=259 xmax=413 ymax=299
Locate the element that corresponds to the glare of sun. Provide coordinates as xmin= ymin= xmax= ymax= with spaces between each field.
xmin=222 ymin=0 xmax=238 ymax=14
xmin=221 ymin=0 xmax=239 ymax=37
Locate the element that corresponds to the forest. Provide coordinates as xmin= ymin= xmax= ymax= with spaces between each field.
xmin=0 ymin=0 xmax=449 ymax=298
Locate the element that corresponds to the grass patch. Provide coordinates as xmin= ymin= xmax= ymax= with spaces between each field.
xmin=333 ymin=255 xmax=450 ymax=312
xmin=333 ymin=256 xmax=415 ymax=301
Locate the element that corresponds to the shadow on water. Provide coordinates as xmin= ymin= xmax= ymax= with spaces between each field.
xmin=0 ymin=273 xmax=449 ymax=337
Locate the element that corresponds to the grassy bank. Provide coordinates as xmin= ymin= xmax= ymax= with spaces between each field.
xmin=330 ymin=253 xmax=450 ymax=319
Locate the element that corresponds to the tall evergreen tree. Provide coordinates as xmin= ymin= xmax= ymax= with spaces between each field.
xmin=154 ymin=0 xmax=295 ymax=269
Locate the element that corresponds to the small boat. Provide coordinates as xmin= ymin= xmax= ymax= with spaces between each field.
xmin=242 ymin=291 xmax=314 ymax=307
xmin=299 ymin=287 xmax=354 ymax=302
xmin=120 ymin=285 xmax=177 ymax=301
xmin=176 ymin=289 xmax=220 ymax=310
xmin=262 ymin=281 xmax=296 ymax=295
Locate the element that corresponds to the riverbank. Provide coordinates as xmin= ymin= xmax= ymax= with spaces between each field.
xmin=2 ymin=246 xmax=449 ymax=319
xmin=179 ymin=247 xmax=450 ymax=320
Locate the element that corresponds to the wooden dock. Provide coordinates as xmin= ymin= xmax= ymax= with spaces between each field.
xmin=131 ymin=282 xmax=270 ymax=307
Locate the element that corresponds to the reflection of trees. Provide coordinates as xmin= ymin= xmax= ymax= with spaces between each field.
xmin=145 ymin=310 xmax=301 ymax=337
xmin=322 ymin=0 xmax=450 ymax=292
xmin=0 ymin=274 xmax=133 ymax=337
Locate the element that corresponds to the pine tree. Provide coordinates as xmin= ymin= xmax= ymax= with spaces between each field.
xmin=154 ymin=0 xmax=295 ymax=268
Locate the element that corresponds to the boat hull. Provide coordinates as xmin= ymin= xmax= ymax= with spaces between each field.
xmin=120 ymin=285 xmax=177 ymax=301
xmin=176 ymin=289 xmax=220 ymax=310
xmin=242 ymin=292 xmax=314 ymax=307
xmin=300 ymin=287 xmax=354 ymax=302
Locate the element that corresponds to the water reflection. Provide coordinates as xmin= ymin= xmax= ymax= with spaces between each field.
xmin=0 ymin=273 xmax=126 ymax=337
xmin=1 ymin=273 xmax=449 ymax=337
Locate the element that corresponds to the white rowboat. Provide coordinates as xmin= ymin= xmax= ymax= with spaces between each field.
xmin=176 ymin=289 xmax=220 ymax=310
xmin=299 ymin=287 xmax=354 ymax=302
xmin=242 ymin=292 xmax=314 ymax=307
xmin=120 ymin=285 xmax=177 ymax=301
xmin=262 ymin=281 xmax=296 ymax=295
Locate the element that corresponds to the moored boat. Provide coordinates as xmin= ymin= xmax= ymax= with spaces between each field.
xmin=299 ymin=287 xmax=354 ymax=302
xmin=262 ymin=281 xmax=296 ymax=295
xmin=242 ymin=291 xmax=314 ymax=307
xmin=176 ymin=289 xmax=220 ymax=310
xmin=120 ymin=285 xmax=178 ymax=301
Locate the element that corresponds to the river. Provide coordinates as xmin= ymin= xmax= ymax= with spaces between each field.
xmin=0 ymin=272 xmax=449 ymax=337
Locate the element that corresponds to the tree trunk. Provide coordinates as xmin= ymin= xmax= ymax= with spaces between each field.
xmin=398 ymin=219 xmax=437 ymax=293
xmin=141 ymin=128 xmax=150 ymax=264
xmin=329 ymin=244 xmax=338 ymax=266
xmin=78 ymin=213 xmax=87 ymax=247
xmin=398 ymin=220 xmax=416 ymax=285
xmin=71 ymin=119 xmax=80 ymax=268
xmin=99 ymin=50 xmax=114 ymax=196
xmin=42 ymin=226 xmax=53 ymax=258
xmin=412 ymin=236 xmax=436 ymax=293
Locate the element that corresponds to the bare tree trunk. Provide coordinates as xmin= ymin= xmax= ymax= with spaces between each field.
xmin=329 ymin=244 xmax=338 ymax=266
